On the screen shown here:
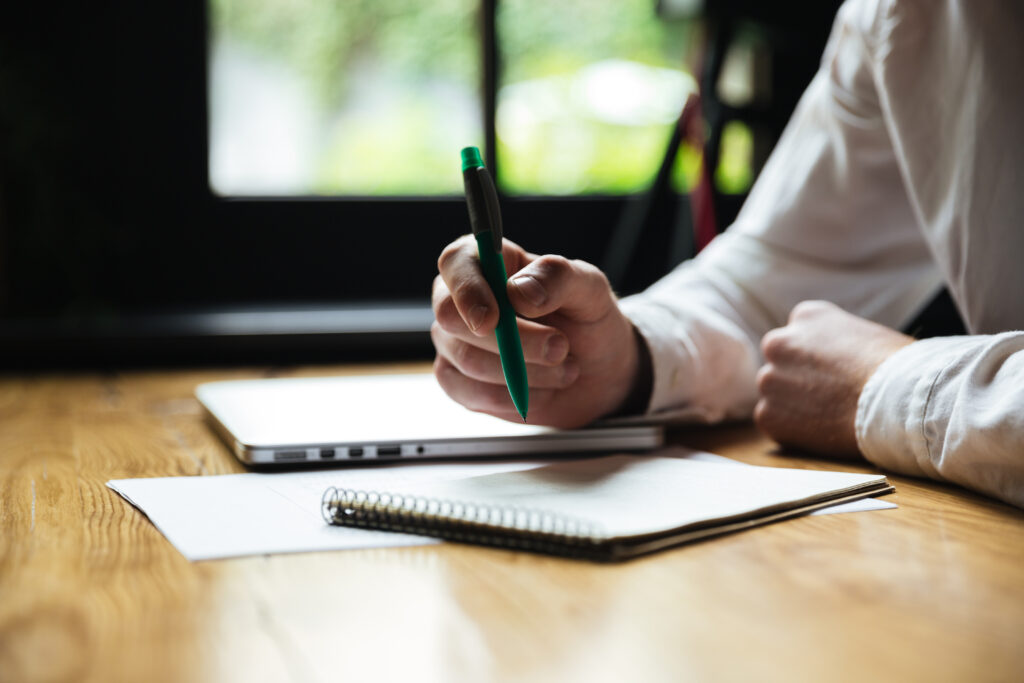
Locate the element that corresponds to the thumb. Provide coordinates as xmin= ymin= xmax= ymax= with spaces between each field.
xmin=507 ymin=255 xmax=616 ymax=323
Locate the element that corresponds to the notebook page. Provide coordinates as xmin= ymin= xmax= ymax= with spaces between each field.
xmin=393 ymin=455 xmax=889 ymax=539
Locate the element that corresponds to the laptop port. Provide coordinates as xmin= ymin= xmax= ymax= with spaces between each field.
xmin=274 ymin=450 xmax=306 ymax=461
xmin=320 ymin=448 xmax=336 ymax=459
xmin=377 ymin=446 xmax=401 ymax=457
xmin=348 ymin=447 xmax=364 ymax=458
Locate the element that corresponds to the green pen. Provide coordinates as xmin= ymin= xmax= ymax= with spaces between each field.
xmin=460 ymin=146 xmax=529 ymax=421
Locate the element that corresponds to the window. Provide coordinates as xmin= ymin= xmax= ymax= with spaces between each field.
xmin=497 ymin=0 xmax=696 ymax=196
xmin=4 ymin=0 xmax=830 ymax=366
xmin=209 ymin=0 xmax=699 ymax=198
xmin=209 ymin=0 xmax=481 ymax=196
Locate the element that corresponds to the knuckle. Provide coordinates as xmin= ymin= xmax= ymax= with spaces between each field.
xmin=433 ymin=357 xmax=470 ymax=406
xmin=433 ymin=355 xmax=456 ymax=386
xmin=429 ymin=321 xmax=450 ymax=351
xmin=450 ymin=279 xmax=483 ymax=307
xmin=431 ymin=274 xmax=448 ymax=301
xmin=753 ymin=399 xmax=783 ymax=440
xmin=436 ymin=245 xmax=458 ymax=273
xmin=573 ymin=259 xmax=610 ymax=289
xmin=434 ymin=297 xmax=462 ymax=332
xmin=790 ymin=299 xmax=829 ymax=321
xmin=760 ymin=328 xmax=788 ymax=359
xmin=752 ymin=399 xmax=771 ymax=431
xmin=755 ymin=364 xmax=775 ymax=394
xmin=451 ymin=339 xmax=480 ymax=375
xmin=436 ymin=238 xmax=471 ymax=273
xmin=534 ymin=254 xmax=572 ymax=279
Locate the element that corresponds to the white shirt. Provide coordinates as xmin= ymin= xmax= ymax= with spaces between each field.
xmin=620 ymin=0 xmax=1024 ymax=507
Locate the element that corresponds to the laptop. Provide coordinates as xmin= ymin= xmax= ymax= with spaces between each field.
xmin=196 ymin=373 xmax=663 ymax=466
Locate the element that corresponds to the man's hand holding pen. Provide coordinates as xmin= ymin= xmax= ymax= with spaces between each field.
xmin=432 ymin=236 xmax=644 ymax=428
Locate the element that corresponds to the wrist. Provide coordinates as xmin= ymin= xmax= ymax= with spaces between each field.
xmin=610 ymin=325 xmax=654 ymax=417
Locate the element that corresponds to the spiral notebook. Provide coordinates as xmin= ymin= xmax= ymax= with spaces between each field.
xmin=322 ymin=454 xmax=894 ymax=561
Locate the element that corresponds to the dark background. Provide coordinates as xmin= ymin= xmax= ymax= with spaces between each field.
xmin=0 ymin=1 xmax=841 ymax=368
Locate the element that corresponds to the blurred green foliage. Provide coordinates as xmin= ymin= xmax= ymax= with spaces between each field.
xmin=209 ymin=0 xmax=748 ymax=197
xmin=499 ymin=0 xmax=691 ymax=81
xmin=312 ymin=98 xmax=472 ymax=194
xmin=210 ymin=0 xmax=478 ymax=108
xmin=497 ymin=0 xmax=695 ymax=195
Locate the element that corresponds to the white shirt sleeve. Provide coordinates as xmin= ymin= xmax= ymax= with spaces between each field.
xmin=618 ymin=0 xmax=1024 ymax=508
xmin=857 ymin=333 xmax=1024 ymax=508
xmin=851 ymin=0 xmax=1024 ymax=508
xmin=619 ymin=0 xmax=940 ymax=422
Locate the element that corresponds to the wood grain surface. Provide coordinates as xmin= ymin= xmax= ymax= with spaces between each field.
xmin=1 ymin=364 xmax=1022 ymax=683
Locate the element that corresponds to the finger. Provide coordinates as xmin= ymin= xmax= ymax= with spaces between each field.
xmin=433 ymin=298 xmax=573 ymax=365
xmin=437 ymin=236 xmax=534 ymax=336
xmin=753 ymin=397 xmax=772 ymax=435
xmin=433 ymin=274 xmax=474 ymax=336
xmin=753 ymin=397 xmax=785 ymax=443
xmin=437 ymin=236 xmax=498 ymax=335
xmin=753 ymin=396 xmax=800 ymax=446
xmin=434 ymin=356 xmax=533 ymax=421
xmin=435 ymin=357 xmax=584 ymax=427
xmin=755 ymin=363 xmax=774 ymax=396
xmin=506 ymin=255 xmax=615 ymax=323
xmin=431 ymin=323 xmax=580 ymax=389
xmin=760 ymin=327 xmax=790 ymax=362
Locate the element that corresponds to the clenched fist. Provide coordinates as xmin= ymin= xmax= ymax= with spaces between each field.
xmin=755 ymin=300 xmax=914 ymax=458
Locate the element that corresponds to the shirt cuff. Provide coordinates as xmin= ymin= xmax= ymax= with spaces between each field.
xmin=618 ymin=297 xmax=719 ymax=422
xmin=854 ymin=336 xmax=979 ymax=479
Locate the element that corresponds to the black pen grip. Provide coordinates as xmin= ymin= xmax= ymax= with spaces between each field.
xmin=462 ymin=166 xmax=503 ymax=253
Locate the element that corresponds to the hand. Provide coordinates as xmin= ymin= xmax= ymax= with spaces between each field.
xmin=432 ymin=235 xmax=644 ymax=428
xmin=755 ymin=300 xmax=914 ymax=458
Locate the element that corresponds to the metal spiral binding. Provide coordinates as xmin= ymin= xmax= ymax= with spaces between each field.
xmin=322 ymin=486 xmax=607 ymax=559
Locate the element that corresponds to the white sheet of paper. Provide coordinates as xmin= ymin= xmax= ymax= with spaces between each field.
xmin=108 ymin=461 xmax=544 ymax=561
xmin=107 ymin=448 xmax=895 ymax=561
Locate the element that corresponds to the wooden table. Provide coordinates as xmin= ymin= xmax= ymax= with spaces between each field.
xmin=1 ymin=364 xmax=1022 ymax=683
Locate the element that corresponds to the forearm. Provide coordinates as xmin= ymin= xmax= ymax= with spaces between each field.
xmin=856 ymin=333 xmax=1024 ymax=508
